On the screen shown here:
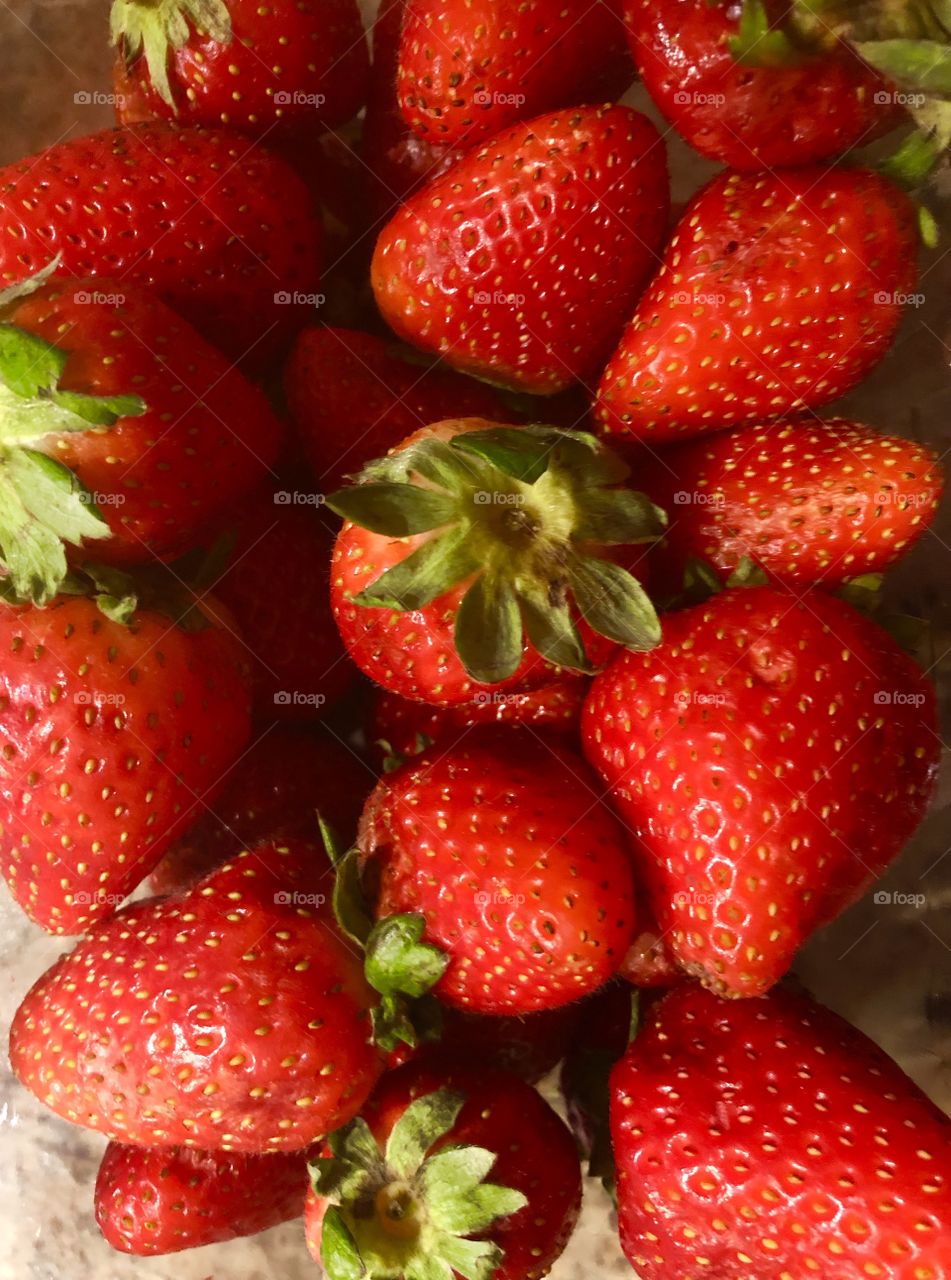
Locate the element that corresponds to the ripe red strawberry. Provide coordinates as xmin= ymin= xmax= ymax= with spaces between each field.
xmin=110 ymin=0 xmax=368 ymax=139
xmin=582 ymin=586 xmax=939 ymax=997
xmin=305 ymin=1056 xmax=582 ymax=1280
xmin=0 ymin=279 xmax=283 ymax=604
xmin=95 ymin=1141 xmax=309 ymax=1254
xmin=372 ymin=105 xmax=670 ymax=394
xmin=329 ymin=419 xmax=663 ymax=706
xmin=10 ymin=839 xmax=385 ymax=1149
xmin=612 ymin=984 xmax=951 ymax=1278
xmin=284 ymin=327 xmax=510 ymax=491
xmin=624 ymin=0 xmax=900 ymax=170
xmin=356 ymin=730 xmax=637 ymax=1014
xmin=0 ymin=122 xmax=321 ymax=364
xmin=0 ymin=593 xmax=251 ymax=934
xmin=397 ymin=0 xmax=634 ymax=148
xmin=149 ymin=727 xmax=373 ymax=896
xmin=596 ymin=166 xmax=918 ymax=443
xmin=647 ymin=418 xmax=944 ymax=586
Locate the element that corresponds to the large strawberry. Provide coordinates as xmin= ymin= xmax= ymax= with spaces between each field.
xmin=647 ymin=418 xmax=944 ymax=586
xmin=0 ymin=123 xmax=321 ymax=363
xmin=328 ymin=419 xmax=663 ymax=706
xmin=397 ymin=0 xmax=634 ymax=148
xmin=596 ymin=166 xmax=918 ymax=443
xmin=110 ymin=0 xmax=368 ymax=139
xmin=10 ymin=839 xmax=385 ymax=1148
xmin=0 ymin=592 xmax=251 ymax=934
xmin=0 ymin=278 xmax=283 ymax=605
xmin=582 ymin=586 xmax=938 ymax=997
xmin=305 ymin=1056 xmax=582 ymax=1280
xmin=95 ymin=1141 xmax=310 ymax=1254
xmin=612 ymin=984 xmax=951 ymax=1278
xmin=372 ymin=105 xmax=670 ymax=394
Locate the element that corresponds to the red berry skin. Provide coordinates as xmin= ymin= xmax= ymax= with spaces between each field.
xmin=0 ymin=123 xmax=322 ymax=365
xmin=397 ymin=0 xmax=634 ymax=148
xmin=581 ymin=587 xmax=938 ymax=997
xmin=0 ymin=596 xmax=252 ymax=935
xmin=611 ymin=984 xmax=951 ymax=1279
xmin=620 ymin=893 xmax=681 ymax=989
xmin=372 ymin=105 xmax=670 ymax=394
xmin=10 ymin=840 xmax=385 ymax=1150
xmin=95 ymin=1141 xmax=310 ymax=1255
xmin=149 ymin=727 xmax=374 ymax=896
xmin=284 ymin=327 xmax=510 ymax=491
xmin=304 ymin=1056 xmax=583 ymax=1280
xmin=646 ymin=418 xmax=945 ymax=587
xmin=623 ymin=0 xmax=900 ymax=171
xmin=358 ymin=731 xmax=637 ymax=1013
xmin=596 ymin=167 xmax=918 ymax=443
xmin=5 ymin=281 xmax=283 ymax=566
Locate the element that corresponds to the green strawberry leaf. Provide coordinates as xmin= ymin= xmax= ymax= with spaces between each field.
xmin=0 ymin=255 xmax=62 ymax=311
xmin=81 ymin=560 xmax=138 ymax=625
xmin=730 ymin=0 xmax=808 ymax=65
xmin=418 ymin=1146 xmax=497 ymax=1204
xmin=434 ymin=1234 xmax=504 ymax=1280
xmin=327 ymin=483 xmax=460 ymax=538
xmin=111 ymin=0 xmax=232 ymax=111
xmin=451 ymin=426 xmax=555 ymax=484
xmin=0 ymin=324 xmax=67 ymax=398
xmin=328 ymin=1115 xmax=384 ymax=1171
xmin=385 ymin=1089 xmax=465 ymax=1178
xmin=332 ymin=847 xmax=374 ymax=948
xmin=856 ymin=37 xmax=951 ymax=92
xmin=320 ymin=1207 xmax=368 ymax=1280
xmin=454 ymin=572 xmax=523 ymax=684
xmin=405 ymin=1257 xmax=454 ymax=1280
xmin=574 ymin=489 xmax=667 ymax=546
xmin=519 ymin=583 xmax=594 ymax=673
xmin=353 ymin=526 xmax=480 ymax=611
xmin=365 ymin=914 xmax=449 ymax=1000
xmin=569 ymin=555 xmax=662 ymax=651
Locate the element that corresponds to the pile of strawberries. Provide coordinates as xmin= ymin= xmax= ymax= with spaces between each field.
xmin=3 ymin=0 xmax=951 ymax=1276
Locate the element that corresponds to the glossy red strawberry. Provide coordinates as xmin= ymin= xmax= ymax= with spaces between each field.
xmin=10 ymin=840 xmax=385 ymax=1149
xmin=397 ymin=0 xmax=634 ymax=148
xmin=0 ymin=594 xmax=251 ymax=934
xmin=110 ymin=0 xmax=368 ymax=140
xmin=284 ymin=327 xmax=509 ymax=491
xmin=647 ymin=418 xmax=944 ymax=586
xmin=0 ymin=123 xmax=321 ymax=364
xmin=356 ymin=731 xmax=637 ymax=1014
xmin=612 ymin=984 xmax=951 ymax=1278
xmin=372 ymin=105 xmax=670 ymax=394
xmin=95 ymin=1141 xmax=309 ymax=1254
xmin=582 ymin=586 xmax=938 ymax=997
xmin=596 ymin=166 xmax=918 ymax=443
xmin=305 ymin=1056 xmax=582 ymax=1280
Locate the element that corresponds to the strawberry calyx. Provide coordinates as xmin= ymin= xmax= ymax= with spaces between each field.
xmin=311 ymin=1088 xmax=528 ymax=1280
xmin=326 ymin=425 xmax=665 ymax=685
xmin=111 ymin=0 xmax=233 ymax=111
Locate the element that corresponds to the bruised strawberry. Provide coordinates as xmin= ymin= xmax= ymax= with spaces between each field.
xmin=621 ymin=894 xmax=681 ymax=989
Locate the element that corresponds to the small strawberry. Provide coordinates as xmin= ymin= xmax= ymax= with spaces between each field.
xmin=612 ymin=984 xmax=951 ymax=1278
xmin=10 ymin=839 xmax=385 ymax=1149
xmin=646 ymin=418 xmax=944 ymax=586
xmin=372 ymin=105 xmax=670 ymax=394
xmin=95 ymin=1141 xmax=310 ymax=1255
xmin=284 ymin=327 xmax=510 ymax=491
xmin=0 ymin=592 xmax=251 ymax=934
xmin=110 ymin=0 xmax=368 ymax=139
xmin=596 ymin=166 xmax=919 ymax=443
xmin=397 ymin=0 xmax=634 ymax=148
xmin=305 ymin=1056 xmax=582 ymax=1280
xmin=620 ymin=894 xmax=681 ymax=989
xmin=0 ymin=122 xmax=322 ymax=364
xmin=328 ymin=419 xmax=663 ymax=707
xmin=582 ymin=585 xmax=939 ymax=997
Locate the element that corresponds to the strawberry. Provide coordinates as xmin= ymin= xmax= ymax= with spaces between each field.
xmin=397 ymin=0 xmax=634 ymax=148
xmin=328 ymin=419 xmax=663 ymax=707
xmin=305 ymin=1056 xmax=582 ymax=1280
xmin=596 ymin=166 xmax=919 ymax=444
xmin=0 ymin=278 xmax=283 ymax=605
xmin=355 ymin=730 xmax=637 ymax=1014
xmin=95 ymin=1141 xmax=310 ymax=1254
xmin=0 ymin=592 xmax=251 ymax=934
xmin=611 ymin=983 xmax=951 ymax=1278
xmin=646 ymin=418 xmax=944 ymax=587
xmin=436 ymin=1002 xmax=583 ymax=1083
xmin=582 ymin=585 xmax=939 ymax=996
xmin=0 ymin=122 xmax=321 ymax=364
xmin=110 ymin=0 xmax=368 ymax=140
xmin=372 ymin=105 xmax=670 ymax=394
xmin=620 ymin=894 xmax=681 ymax=989
xmin=284 ymin=327 xmax=510 ymax=491
xmin=10 ymin=839 xmax=385 ymax=1149
xmin=149 ymin=726 xmax=373 ymax=896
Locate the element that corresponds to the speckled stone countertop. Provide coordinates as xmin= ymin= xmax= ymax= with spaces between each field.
xmin=1 ymin=3 xmax=950 ymax=1278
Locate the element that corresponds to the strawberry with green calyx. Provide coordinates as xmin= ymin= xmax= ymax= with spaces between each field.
xmin=305 ymin=1058 xmax=582 ymax=1280
xmin=328 ymin=418 xmax=664 ymax=707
